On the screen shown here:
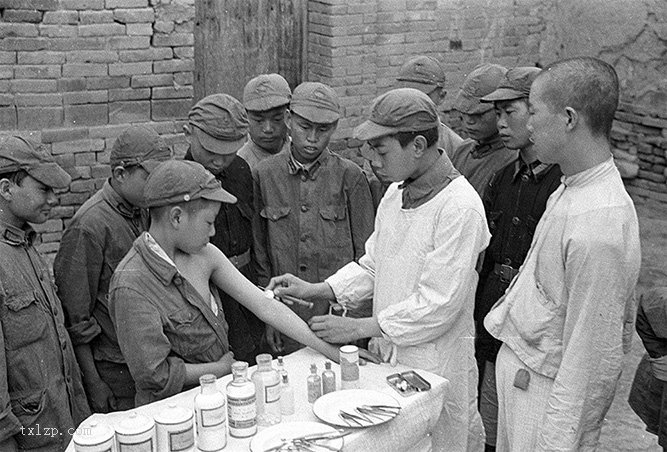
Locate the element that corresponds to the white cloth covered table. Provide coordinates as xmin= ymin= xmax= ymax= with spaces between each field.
xmin=66 ymin=348 xmax=449 ymax=451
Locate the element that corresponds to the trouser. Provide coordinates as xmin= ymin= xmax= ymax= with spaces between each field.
xmin=495 ymin=344 xmax=553 ymax=452
xmin=479 ymin=360 xmax=499 ymax=447
xmin=95 ymin=360 xmax=136 ymax=411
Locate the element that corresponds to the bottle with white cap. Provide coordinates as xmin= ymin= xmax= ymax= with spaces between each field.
xmin=115 ymin=412 xmax=156 ymax=451
xmin=226 ymin=361 xmax=257 ymax=438
xmin=73 ymin=421 xmax=116 ymax=452
xmin=340 ymin=345 xmax=360 ymax=389
xmin=154 ymin=404 xmax=194 ymax=452
xmin=194 ymin=374 xmax=227 ymax=451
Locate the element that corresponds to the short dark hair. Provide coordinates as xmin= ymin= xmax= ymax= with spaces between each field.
xmin=537 ymin=57 xmax=619 ymax=138
xmin=394 ymin=126 xmax=439 ymax=148
xmin=0 ymin=170 xmax=30 ymax=186
xmin=149 ymin=198 xmax=218 ymax=223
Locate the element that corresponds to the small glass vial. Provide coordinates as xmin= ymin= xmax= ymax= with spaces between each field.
xmin=251 ymin=353 xmax=281 ymax=426
xmin=194 ymin=374 xmax=226 ymax=452
xmin=280 ymin=372 xmax=295 ymax=415
xmin=322 ymin=361 xmax=336 ymax=394
xmin=340 ymin=345 xmax=360 ymax=389
xmin=307 ymin=363 xmax=322 ymax=403
xmin=226 ymin=361 xmax=257 ymax=438
xmin=277 ymin=356 xmax=288 ymax=379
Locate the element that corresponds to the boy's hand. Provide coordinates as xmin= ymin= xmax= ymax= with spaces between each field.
xmin=85 ymin=378 xmax=116 ymax=413
xmin=309 ymin=314 xmax=360 ymax=343
xmin=267 ymin=273 xmax=312 ymax=299
xmin=265 ymin=325 xmax=283 ymax=353
xmin=359 ymin=348 xmax=382 ymax=364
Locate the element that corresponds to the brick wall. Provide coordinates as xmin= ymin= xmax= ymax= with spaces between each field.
xmin=0 ymin=0 xmax=195 ymax=258
xmin=1 ymin=0 xmax=665 ymax=259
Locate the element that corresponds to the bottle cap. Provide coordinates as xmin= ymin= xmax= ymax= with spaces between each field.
xmin=199 ymin=374 xmax=217 ymax=385
xmin=231 ymin=361 xmax=248 ymax=373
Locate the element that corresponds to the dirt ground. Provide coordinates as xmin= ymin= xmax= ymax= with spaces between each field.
xmin=598 ymin=194 xmax=667 ymax=451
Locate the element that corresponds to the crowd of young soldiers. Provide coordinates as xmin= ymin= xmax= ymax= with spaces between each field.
xmin=0 ymin=55 xmax=641 ymax=452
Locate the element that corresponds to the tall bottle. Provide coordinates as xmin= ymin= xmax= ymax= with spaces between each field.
xmin=226 ymin=361 xmax=257 ymax=438
xmin=194 ymin=374 xmax=226 ymax=452
xmin=322 ymin=361 xmax=336 ymax=394
xmin=280 ymin=373 xmax=295 ymax=415
xmin=307 ymin=363 xmax=322 ymax=403
xmin=340 ymin=345 xmax=360 ymax=389
xmin=251 ymin=354 xmax=281 ymax=426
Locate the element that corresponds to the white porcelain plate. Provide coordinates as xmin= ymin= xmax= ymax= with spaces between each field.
xmin=312 ymin=389 xmax=401 ymax=428
xmin=249 ymin=421 xmax=344 ymax=452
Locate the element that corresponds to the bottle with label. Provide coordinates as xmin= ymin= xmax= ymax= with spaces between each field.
xmin=340 ymin=345 xmax=360 ymax=389
xmin=194 ymin=374 xmax=226 ymax=452
xmin=322 ymin=361 xmax=336 ymax=394
xmin=280 ymin=372 xmax=295 ymax=415
xmin=115 ymin=412 xmax=155 ymax=451
xmin=226 ymin=361 xmax=257 ymax=438
xmin=307 ymin=363 xmax=322 ymax=403
xmin=251 ymin=353 xmax=281 ymax=426
xmin=154 ymin=404 xmax=194 ymax=452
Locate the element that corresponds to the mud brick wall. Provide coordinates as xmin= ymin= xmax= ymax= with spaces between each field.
xmin=0 ymin=0 xmax=195 ymax=259
xmin=611 ymin=104 xmax=667 ymax=203
xmin=0 ymin=0 xmax=665 ymax=260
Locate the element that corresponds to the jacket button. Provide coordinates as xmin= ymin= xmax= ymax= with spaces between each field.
xmin=299 ymin=264 xmax=307 ymax=272
xmin=512 ymin=216 xmax=521 ymax=225
xmin=301 ymin=205 xmax=308 ymax=212
xmin=300 ymin=235 xmax=307 ymax=242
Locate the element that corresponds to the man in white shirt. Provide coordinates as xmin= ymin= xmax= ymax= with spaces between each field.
xmin=484 ymin=57 xmax=641 ymax=451
xmin=268 ymin=88 xmax=490 ymax=451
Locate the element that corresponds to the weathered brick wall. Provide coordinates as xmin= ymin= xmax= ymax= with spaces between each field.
xmin=1 ymin=0 xmax=665 ymax=259
xmin=0 ymin=0 xmax=195 ymax=258
xmin=308 ymin=0 xmax=667 ymax=203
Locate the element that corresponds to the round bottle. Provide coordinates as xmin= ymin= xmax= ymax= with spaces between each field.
xmin=340 ymin=345 xmax=360 ymax=389
xmin=73 ymin=421 xmax=116 ymax=452
xmin=226 ymin=361 xmax=257 ymax=438
xmin=251 ymin=353 xmax=281 ymax=426
xmin=154 ymin=404 xmax=194 ymax=452
xmin=307 ymin=363 xmax=322 ymax=403
xmin=280 ymin=372 xmax=295 ymax=415
xmin=115 ymin=412 xmax=155 ymax=451
xmin=322 ymin=361 xmax=336 ymax=394
xmin=194 ymin=374 xmax=226 ymax=451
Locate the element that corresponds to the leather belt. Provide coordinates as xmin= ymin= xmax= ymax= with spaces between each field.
xmin=228 ymin=249 xmax=251 ymax=269
xmin=493 ymin=263 xmax=519 ymax=284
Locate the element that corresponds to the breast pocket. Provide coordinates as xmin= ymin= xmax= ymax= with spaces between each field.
xmin=166 ymin=308 xmax=211 ymax=358
xmin=319 ymin=205 xmax=351 ymax=248
xmin=509 ymin=279 xmax=559 ymax=348
xmin=2 ymin=292 xmax=48 ymax=350
xmin=260 ymin=206 xmax=292 ymax=250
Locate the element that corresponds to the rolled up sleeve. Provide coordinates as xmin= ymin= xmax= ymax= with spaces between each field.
xmin=54 ymin=227 xmax=103 ymax=345
xmin=110 ymin=286 xmax=186 ymax=406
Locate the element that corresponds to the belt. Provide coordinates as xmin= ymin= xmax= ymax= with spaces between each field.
xmin=228 ymin=249 xmax=251 ymax=269
xmin=493 ymin=263 xmax=519 ymax=284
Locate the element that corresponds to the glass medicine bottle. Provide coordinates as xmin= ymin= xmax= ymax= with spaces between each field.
xmin=251 ymin=354 xmax=281 ymax=426
xmin=194 ymin=374 xmax=226 ymax=452
xmin=226 ymin=361 xmax=257 ymax=438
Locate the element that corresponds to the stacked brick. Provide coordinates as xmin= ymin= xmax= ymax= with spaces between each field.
xmin=0 ymin=0 xmax=195 ymax=258
xmin=612 ymin=103 xmax=667 ymax=203
xmin=306 ymin=0 xmax=544 ymax=158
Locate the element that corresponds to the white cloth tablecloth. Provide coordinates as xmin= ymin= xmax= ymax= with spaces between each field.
xmin=66 ymin=348 xmax=449 ymax=451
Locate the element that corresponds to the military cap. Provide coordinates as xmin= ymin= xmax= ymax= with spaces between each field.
xmin=0 ymin=135 xmax=71 ymax=189
xmin=143 ymin=160 xmax=237 ymax=208
xmin=189 ymin=94 xmax=249 ymax=155
xmin=395 ymin=56 xmax=446 ymax=93
xmin=353 ymin=88 xmax=440 ymax=141
xmin=290 ymin=82 xmax=340 ymax=124
xmin=110 ymin=125 xmax=172 ymax=172
xmin=481 ymin=66 xmax=543 ymax=102
xmin=454 ymin=63 xmax=508 ymax=114
xmin=243 ymin=73 xmax=291 ymax=112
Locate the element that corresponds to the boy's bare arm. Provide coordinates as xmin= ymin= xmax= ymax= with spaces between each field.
xmin=206 ymin=245 xmax=339 ymax=362
xmin=183 ymin=351 xmax=234 ymax=385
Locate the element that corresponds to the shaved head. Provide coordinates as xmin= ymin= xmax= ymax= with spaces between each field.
xmin=536 ymin=57 xmax=619 ymax=138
